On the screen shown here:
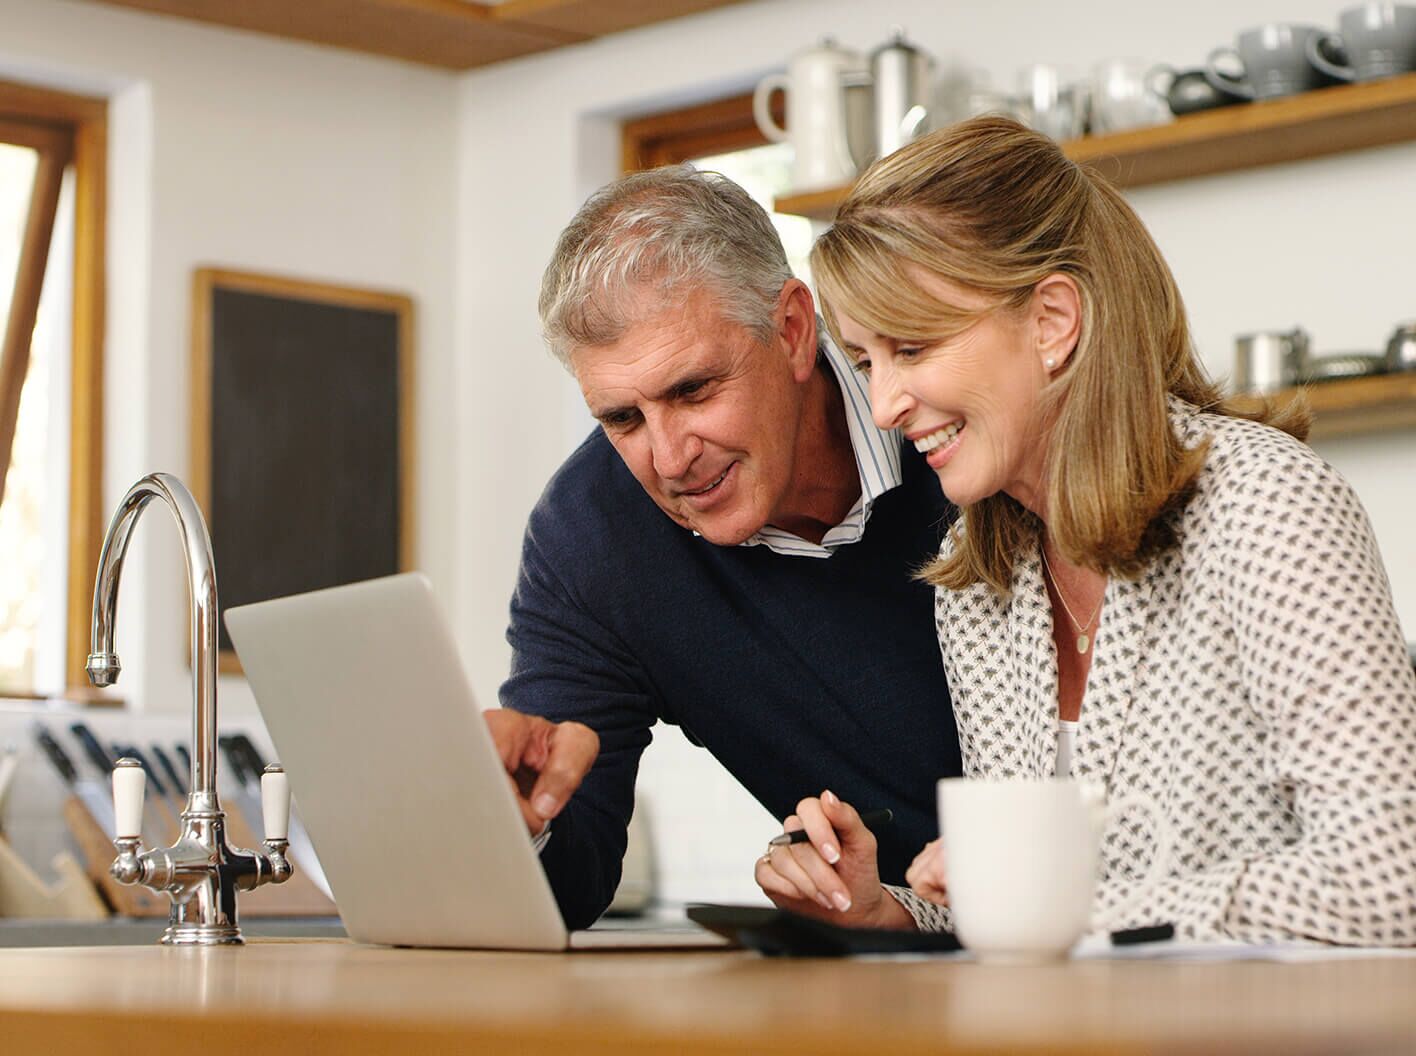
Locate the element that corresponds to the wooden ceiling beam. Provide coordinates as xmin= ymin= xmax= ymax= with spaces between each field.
xmin=492 ymin=0 xmax=750 ymax=39
xmin=76 ymin=0 xmax=751 ymax=70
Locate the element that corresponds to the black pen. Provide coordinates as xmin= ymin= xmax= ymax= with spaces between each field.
xmin=769 ymin=808 xmax=894 ymax=847
xmin=1110 ymin=923 xmax=1175 ymax=946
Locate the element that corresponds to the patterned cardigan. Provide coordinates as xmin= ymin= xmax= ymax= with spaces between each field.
xmin=895 ymin=400 xmax=1416 ymax=944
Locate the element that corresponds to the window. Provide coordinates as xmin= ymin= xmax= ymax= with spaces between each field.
xmin=0 ymin=81 xmax=106 ymax=696
xmin=621 ymin=91 xmax=816 ymax=288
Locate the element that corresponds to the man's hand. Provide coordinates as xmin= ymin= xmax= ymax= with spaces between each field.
xmin=753 ymin=789 xmax=915 ymax=931
xmin=483 ymin=708 xmax=599 ymax=835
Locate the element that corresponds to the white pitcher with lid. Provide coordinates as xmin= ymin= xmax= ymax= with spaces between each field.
xmin=753 ymin=37 xmax=871 ymax=193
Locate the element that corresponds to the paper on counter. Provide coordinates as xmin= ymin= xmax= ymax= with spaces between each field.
xmin=1073 ymin=934 xmax=1416 ymax=962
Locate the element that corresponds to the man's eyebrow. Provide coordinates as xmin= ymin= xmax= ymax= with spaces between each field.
xmin=589 ymin=367 xmax=721 ymax=421
xmin=590 ymin=402 xmax=635 ymax=422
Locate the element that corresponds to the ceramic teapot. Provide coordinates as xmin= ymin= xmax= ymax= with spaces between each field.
xmin=753 ymin=37 xmax=871 ymax=192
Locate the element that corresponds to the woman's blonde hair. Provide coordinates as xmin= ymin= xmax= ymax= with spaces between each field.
xmin=812 ymin=116 xmax=1308 ymax=594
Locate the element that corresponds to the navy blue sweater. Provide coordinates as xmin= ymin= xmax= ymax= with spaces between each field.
xmin=502 ymin=429 xmax=961 ymax=929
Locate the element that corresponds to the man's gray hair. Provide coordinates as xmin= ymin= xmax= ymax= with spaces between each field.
xmin=538 ymin=165 xmax=793 ymax=368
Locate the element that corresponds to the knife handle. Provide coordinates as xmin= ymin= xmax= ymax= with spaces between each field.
xmin=121 ymin=746 xmax=168 ymax=799
xmin=33 ymin=725 xmax=78 ymax=785
xmin=113 ymin=758 xmax=146 ymax=840
xmin=151 ymin=744 xmax=188 ymax=797
xmin=70 ymin=722 xmax=114 ymax=776
xmin=218 ymin=735 xmax=252 ymax=788
xmin=232 ymin=733 xmax=268 ymax=779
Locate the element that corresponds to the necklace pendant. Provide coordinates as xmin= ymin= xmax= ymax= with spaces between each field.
xmin=1076 ymin=633 xmax=1090 ymax=654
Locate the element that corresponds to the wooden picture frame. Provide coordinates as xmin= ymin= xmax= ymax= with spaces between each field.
xmin=191 ymin=268 xmax=415 ymax=674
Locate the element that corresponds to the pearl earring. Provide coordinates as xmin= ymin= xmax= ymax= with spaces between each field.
xmin=1045 ymin=357 xmax=1057 ymax=370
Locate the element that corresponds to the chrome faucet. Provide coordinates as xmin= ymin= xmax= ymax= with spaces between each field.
xmin=88 ymin=472 xmax=292 ymax=945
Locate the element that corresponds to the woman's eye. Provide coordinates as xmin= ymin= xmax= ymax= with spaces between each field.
xmin=851 ymin=358 xmax=872 ymax=375
xmin=897 ymin=346 xmax=925 ymax=360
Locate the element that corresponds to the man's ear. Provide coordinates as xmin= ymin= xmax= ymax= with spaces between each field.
xmin=777 ymin=278 xmax=819 ymax=382
xmin=1032 ymin=273 xmax=1081 ymax=372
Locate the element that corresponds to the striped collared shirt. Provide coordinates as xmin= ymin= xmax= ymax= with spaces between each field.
xmin=744 ymin=332 xmax=904 ymax=559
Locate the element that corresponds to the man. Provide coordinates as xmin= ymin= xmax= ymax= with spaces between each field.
xmin=490 ymin=166 xmax=960 ymax=930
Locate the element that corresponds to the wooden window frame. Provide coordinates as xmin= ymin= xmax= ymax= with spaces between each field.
xmin=620 ymin=91 xmax=778 ymax=173
xmin=0 ymin=80 xmax=107 ymax=696
xmin=0 ymin=120 xmax=69 ymax=509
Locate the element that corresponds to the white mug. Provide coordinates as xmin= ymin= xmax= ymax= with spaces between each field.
xmin=937 ymin=777 xmax=1172 ymax=963
xmin=1016 ymin=64 xmax=1089 ymax=142
xmin=1089 ymin=58 xmax=1173 ymax=133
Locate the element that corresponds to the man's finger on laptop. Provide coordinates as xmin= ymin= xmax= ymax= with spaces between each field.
xmin=483 ymin=707 xmax=538 ymax=773
xmin=507 ymin=775 xmax=549 ymax=834
xmin=529 ymin=722 xmax=599 ymax=822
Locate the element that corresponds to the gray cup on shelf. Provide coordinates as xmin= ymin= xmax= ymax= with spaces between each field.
xmin=1234 ymin=327 xmax=1311 ymax=394
xmin=1206 ymin=24 xmax=1331 ymax=100
xmin=1307 ymin=3 xmax=1416 ymax=83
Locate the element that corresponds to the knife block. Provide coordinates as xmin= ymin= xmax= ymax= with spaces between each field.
xmin=62 ymin=796 xmax=168 ymax=916
xmin=0 ymin=832 xmax=108 ymax=919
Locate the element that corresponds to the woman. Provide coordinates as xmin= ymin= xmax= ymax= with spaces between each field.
xmin=755 ymin=116 xmax=1416 ymax=944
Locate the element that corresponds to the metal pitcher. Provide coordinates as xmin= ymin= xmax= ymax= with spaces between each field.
xmin=871 ymin=28 xmax=935 ymax=160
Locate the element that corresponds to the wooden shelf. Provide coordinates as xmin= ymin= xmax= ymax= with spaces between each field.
xmin=776 ymin=72 xmax=1416 ymax=220
xmin=1238 ymin=371 xmax=1416 ymax=439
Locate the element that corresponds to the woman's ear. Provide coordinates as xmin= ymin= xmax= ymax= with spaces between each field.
xmin=1032 ymin=274 xmax=1081 ymax=373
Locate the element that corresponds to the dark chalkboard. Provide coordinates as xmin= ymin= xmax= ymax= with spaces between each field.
xmin=191 ymin=269 xmax=414 ymax=670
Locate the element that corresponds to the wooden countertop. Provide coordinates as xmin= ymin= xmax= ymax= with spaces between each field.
xmin=2 ymin=940 xmax=1415 ymax=1054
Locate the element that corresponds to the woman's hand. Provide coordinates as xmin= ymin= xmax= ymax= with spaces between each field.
xmin=753 ymin=789 xmax=915 ymax=930
xmin=905 ymin=838 xmax=949 ymax=905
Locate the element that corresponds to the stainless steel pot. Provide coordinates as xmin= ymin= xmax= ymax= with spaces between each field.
xmin=1384 ymin=322 xmax=1416 ymax=372
xmin=1233 ymin=327 xmax=1310 ymax=394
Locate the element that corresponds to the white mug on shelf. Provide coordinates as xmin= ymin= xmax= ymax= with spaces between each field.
xmin=1016 ymin=64 xmax=1088 ymax=142
xmin=937 ymin=776 xmax=1172 ymax=963
xmin=1090 ymin=58 xmax=1174 ymax=133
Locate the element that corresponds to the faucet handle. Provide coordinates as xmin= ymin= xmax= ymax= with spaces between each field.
xmin=260 ymin=764 xmax=290 ymax=842
xmin=113 ymin=757 xmax=146 ymax=840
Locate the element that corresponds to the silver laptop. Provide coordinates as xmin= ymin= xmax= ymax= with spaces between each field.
xmin=225 ymin=573 xmax=720 ymax=951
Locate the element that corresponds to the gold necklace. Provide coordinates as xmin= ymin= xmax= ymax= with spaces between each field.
xmin=1039 ymin=545 xmax=1105 ymax=654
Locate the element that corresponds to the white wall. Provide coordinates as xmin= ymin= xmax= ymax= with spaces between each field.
xmin=0 ymin=0 xmax=460 ymax=721
xmin=456 ymin=0 xmax=1416 ymax=902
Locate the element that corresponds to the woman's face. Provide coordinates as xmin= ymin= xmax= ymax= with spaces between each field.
xmin=835 ymin=273 xmax=1064 ymax=513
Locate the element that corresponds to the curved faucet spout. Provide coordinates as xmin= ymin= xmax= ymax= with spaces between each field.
xmin=88 ymin=472 xmax=220 ymax=799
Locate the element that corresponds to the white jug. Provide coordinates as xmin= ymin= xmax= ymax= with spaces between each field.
xmin=753 ymin=38 xmax=871 ymax=193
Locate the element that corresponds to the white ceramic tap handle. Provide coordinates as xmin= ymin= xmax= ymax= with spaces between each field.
xmin=112 ymin=758 xmax=146 ymax=839
xmin=261 ymin=764 xmax=290 ymax=842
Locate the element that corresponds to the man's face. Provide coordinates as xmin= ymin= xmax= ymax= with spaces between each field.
xmin=573 ymin=285 xmax=814 ymax=546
